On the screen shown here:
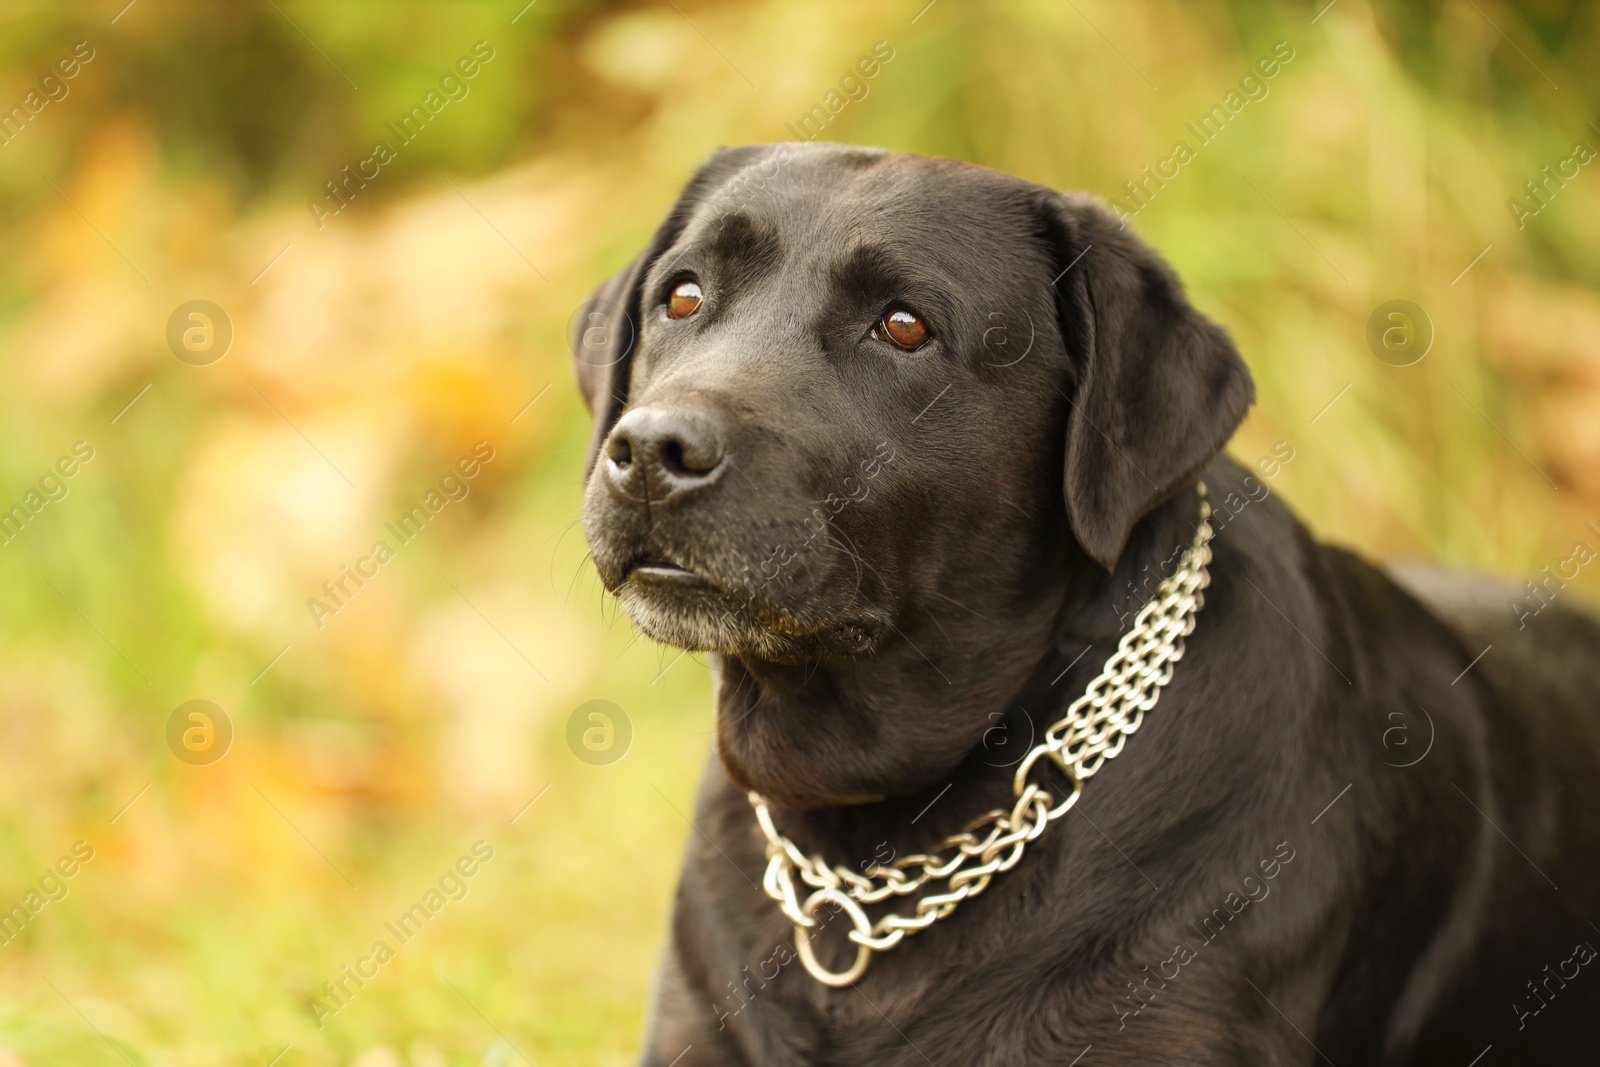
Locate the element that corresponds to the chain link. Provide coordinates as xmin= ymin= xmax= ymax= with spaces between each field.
xmin=749 ymin=484 xmax=1215 ymax=986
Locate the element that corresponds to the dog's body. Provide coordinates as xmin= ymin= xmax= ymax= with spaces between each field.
xmin=572 ymin=143 xmax=1600 ymax=1065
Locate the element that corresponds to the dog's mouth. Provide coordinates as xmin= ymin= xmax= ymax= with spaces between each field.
xmin=614 ymin=548 xmax=771 ymax=655
xmin=622 ymin=554 xmax=712 ymax=589
xmin=607 ymin=545 xmax=886 ymax=661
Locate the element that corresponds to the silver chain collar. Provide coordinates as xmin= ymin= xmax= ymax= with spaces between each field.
xmin=747 ymin=484 xmax=1214 ymax=986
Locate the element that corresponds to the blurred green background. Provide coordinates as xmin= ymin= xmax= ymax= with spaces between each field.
xmin=1 ymin=0 xmax=1597 ymax=1063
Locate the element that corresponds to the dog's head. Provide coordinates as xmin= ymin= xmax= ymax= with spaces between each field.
xmin=573 ymin=143 xmax=1252 ymax=806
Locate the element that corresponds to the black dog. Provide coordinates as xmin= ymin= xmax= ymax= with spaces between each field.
xmin=571 ymin=143 xmax=1600 ymax=1065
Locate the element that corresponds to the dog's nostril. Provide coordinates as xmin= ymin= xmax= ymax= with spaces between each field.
xmin=661 ymin=440 xmax=688 ymax=475
xmin=661 ymin=440 xmax=683 ymax=474
xmin=606 ymin=436 xmax=633 ymax=469
xmin=660 ymin=435 xmax=720 ymax=478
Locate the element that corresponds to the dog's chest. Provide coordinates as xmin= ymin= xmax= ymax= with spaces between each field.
xmin=716 ymin=948 xmax=1244 ymax=1067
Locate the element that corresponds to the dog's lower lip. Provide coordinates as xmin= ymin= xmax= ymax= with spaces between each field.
xmin=627 ymin=558 xmax=707 ymax=586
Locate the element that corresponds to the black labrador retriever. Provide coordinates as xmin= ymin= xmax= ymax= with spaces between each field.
xmin=570 ymin=142 xmax=1600 ymax=1065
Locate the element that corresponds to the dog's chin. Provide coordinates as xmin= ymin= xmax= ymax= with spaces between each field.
xmin=615 ymin=581 xmax=885 ymax=664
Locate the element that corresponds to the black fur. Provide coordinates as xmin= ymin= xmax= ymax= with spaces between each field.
xmin=571 ymin=143 xmax=1600 ymax=1065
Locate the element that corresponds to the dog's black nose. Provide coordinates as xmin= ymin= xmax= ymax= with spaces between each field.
xmin=604 ymin=406 xmax=726 ymax=500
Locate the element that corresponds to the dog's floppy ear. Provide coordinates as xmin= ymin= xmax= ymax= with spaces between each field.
xmin=570 ymin=145 xmax=779 ymax=478
xmin=1042 ymin=192 xmax=1255 ymax=570
xmin=569 ymin=248 xmax=650 ymax=479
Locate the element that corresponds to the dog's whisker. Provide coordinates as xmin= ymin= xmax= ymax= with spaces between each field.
xmin=563 ymin=549 xmax=597 ymax=612
xmin=817 ymin=528 xmax=868 ymax=599
xmin=927 ymin=587 xmax=992 ymax=623
xmin=547 ymin=516 xmax=590 ymax=594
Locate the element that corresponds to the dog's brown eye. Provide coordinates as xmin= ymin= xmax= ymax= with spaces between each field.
xmin=876 ymin=307 xmax=929 ymax=351
xmin=667 ymin=279 xmax=703 ymax=319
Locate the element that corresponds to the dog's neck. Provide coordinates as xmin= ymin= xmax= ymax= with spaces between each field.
xmin=712 ymin=479 xmax=1210 ymax=843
